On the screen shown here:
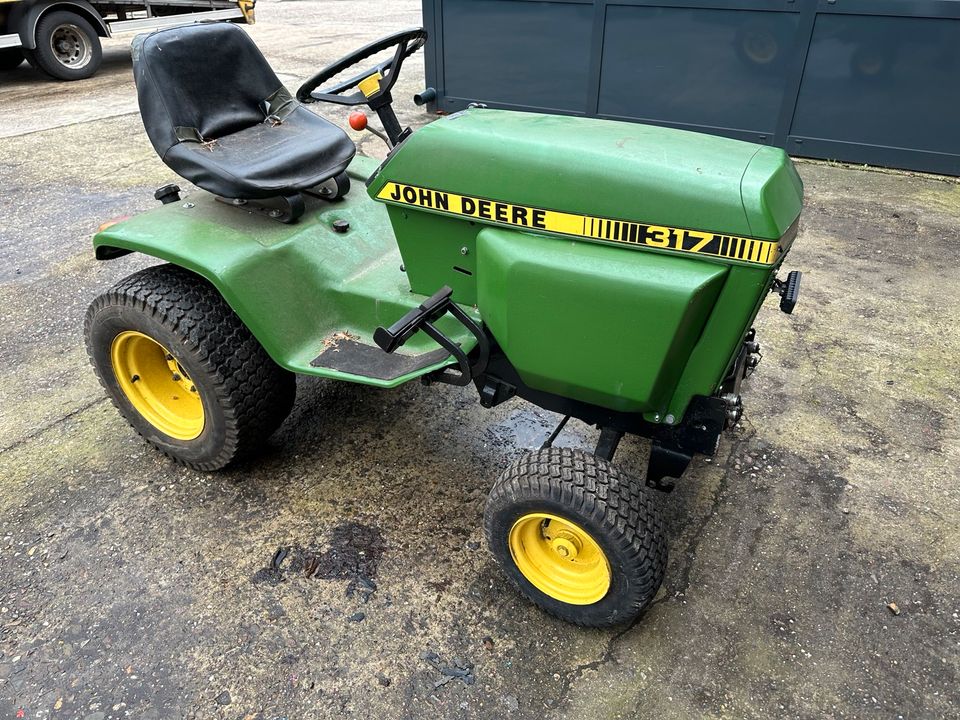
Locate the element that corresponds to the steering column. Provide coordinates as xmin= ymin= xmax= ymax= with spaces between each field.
xmin=296 ymin=28 xmax=427 ymax=148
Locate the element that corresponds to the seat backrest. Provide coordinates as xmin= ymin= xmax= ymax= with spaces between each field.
xmin=133 ymin=23 xmax=284 ymax=158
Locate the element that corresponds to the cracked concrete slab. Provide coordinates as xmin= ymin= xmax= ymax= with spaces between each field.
xmin=1 ymin=1 xmax=958 ymax=718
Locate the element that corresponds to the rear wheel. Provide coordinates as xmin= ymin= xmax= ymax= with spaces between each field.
xmin=484 ymin=447 xmax=667 ymax=627
xmin=25 ymin=10 xmax=102 ymax=81
xmin=85 ymin=264 xmax=296 ymax=470
xmin=0 ymin=48 xmax=24 ymax=71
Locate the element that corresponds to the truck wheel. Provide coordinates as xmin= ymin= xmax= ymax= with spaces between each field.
xmin=0 ymin=48 xmax=24 ymax=71
xmin=25 ymin=10 xmax=102 ymax=81
xmin=85 ymin=264 xmax=296 ymax=471
xmin=484 ymin=447 xmax=666 ymax=627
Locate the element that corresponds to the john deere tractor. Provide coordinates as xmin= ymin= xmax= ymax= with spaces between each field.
xmin=84 ymin=24 xmax=803 ymax=627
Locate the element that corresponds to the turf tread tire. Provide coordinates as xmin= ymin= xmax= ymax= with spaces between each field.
xmin=484 ymin=447 xmax=667 ymax=627
xmin=85 ymin=264 xmax=296 ymax=471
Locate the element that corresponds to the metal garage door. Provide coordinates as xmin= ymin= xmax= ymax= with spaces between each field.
xmin=422 ymin=0 xmax=960 ymax=175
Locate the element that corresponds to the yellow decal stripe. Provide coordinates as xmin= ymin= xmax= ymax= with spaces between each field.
xmin=377 ymin=182 xmax=779 ymax=265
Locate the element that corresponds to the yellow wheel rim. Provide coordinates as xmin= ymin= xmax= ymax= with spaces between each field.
xmin=111 ymin=331 xmax=204 ymax=440
xmin=508 ymin=513 xmax=611 ymax=605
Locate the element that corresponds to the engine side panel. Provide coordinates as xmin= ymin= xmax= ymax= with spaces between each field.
xmin=476 ymin=227 xmax=728 ymax=414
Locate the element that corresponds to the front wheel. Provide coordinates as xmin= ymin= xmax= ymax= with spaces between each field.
xmin=484 ymin=447 xmax=667 ymax=627
xmin=85 ymin=264 xmax=296 ymax=470
xmin=25 ymin=10 xmax=102 ymax=81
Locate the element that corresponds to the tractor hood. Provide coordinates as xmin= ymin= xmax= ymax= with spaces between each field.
xmin=365 ymin=110 xmax=804 ymax=419
xmin=368 ymin=108 xmax=802 ymax=242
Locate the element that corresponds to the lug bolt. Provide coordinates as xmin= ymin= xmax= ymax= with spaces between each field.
xmin=131 ymin=374 xmax=140 ymax=383
xmin=190 ymin=385 xmax=197 ymax=393
xmin=172 ymin=373 xmax=182 ymax=382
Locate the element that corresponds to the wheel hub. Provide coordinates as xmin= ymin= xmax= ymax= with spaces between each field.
xmin=552 ymin=539 xmax=574 ymax=558
xmin=550 ymin=531 xmax=580 ymax=559
xmin=50 ymin=24 xmax=91 ymax=68
xmin=110 ymin=330 xmax=204 ymax=440
xmin=508 ymin=513 xmax=611 ymax=605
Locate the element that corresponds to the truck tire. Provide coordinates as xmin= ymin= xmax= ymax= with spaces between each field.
xmin=484 ymin=447 xmax=667 ymax=627
xmin=25 ymin=10 xmax=102 ymax=80
xmin=85 ymin=264 xmax=297 ymax=471
xmin=0 ymin=48 xmax=24 ymax=71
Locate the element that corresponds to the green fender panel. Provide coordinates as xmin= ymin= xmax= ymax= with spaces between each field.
xmin=92 ymin=156 xmax=478 ymax=388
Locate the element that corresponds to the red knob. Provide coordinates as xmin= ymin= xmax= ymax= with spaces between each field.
xmin=348 ymin=111 xmax=368 ymax=131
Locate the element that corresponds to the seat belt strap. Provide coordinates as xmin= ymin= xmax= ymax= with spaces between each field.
xmin=262 ymin=86 xmax=297 ymax=125
xmin=175 ymin=126 xmax=205 ymax=143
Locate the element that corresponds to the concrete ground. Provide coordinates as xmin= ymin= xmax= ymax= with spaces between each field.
xmin=1 ymin=1 xmax=958 ymax=718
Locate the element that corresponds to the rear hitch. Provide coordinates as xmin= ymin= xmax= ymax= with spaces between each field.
xmin=771 ymin=270 xmax=802 ymax=314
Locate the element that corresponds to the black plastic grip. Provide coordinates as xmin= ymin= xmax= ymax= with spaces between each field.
xmin=780 ymin=270 xmax=801 ymax=314
xmin=374 ymin=286 xmax=453 ymax=353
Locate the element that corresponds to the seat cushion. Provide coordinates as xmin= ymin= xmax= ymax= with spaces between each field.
xmin=133 ymin=24 xmax=355 ymax=200
xmin=164 ymin=105 xmax=356 ymax=199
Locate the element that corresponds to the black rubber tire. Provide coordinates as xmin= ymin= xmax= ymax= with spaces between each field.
xmin=85 ymin=264 xmax=297 ymax=471
xmin=484 ymin=447 xmax=667 ymax=627
xmin=0 ymin=48 xmax=24 ymax=71
xmin=25 ymin=10 xmax=102 ymax=81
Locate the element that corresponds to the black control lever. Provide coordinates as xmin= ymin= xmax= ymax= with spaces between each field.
xmin=375 ymin=286 xmax=453 ymax=353
xmin=374 ymin=286 xmax=490 ymax=386
xmin=771 ymin=270 xmax=802 ymax=314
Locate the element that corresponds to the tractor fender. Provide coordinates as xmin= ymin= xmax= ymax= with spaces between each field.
xmin=92 ymin=231 xmax=297 ymax=374
xmin=95 ymin=234 xmax=294 ymax=369
xmin=10 ymin=0 xmax=109 ymax=50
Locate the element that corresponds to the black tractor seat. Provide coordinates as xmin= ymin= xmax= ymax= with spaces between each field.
xmin=133 ymin=23 xmax=355 ymax=209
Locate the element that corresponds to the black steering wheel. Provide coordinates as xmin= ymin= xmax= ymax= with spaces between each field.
xmin=296 ymin=28 xmax=427 ymax=106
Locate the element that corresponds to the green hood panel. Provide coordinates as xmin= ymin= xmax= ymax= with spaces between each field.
xmin=369 ymin=108 xmax=802 ymax=241
xmin=741 ymin=146 xmax=805 ymax=239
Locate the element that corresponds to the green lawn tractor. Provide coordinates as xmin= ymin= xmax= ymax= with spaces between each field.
xmin=84 ymin=24 xmax=803 ymax=627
